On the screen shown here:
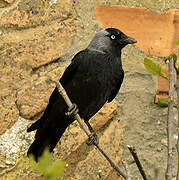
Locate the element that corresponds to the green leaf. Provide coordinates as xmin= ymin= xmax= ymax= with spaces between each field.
xmin=168 ymin=53 xmax=177 ymax=62
xmin=44 ymin=161 xmax=66 ymax=180
xmin=144 ymin=58 xmax=169 ymax=81
xmin=159 ymin=71 xmax=169 ymax=81
xmin=29 ymin=154 xmax=41 ymax=172
xmin=144 ymin=58 xmax=162 ymax=76
xmin=176 ymin=40 xmax=179 ymax=45
xmin=29 ymin=148 xmax=52 ymax=174
xmin=37 ymin=147 xmax=53 ymax=173
xmin=158 ymin=99 xmax=168 ymax=107
xmin=29 ymin=147 xmax=66 ymax=180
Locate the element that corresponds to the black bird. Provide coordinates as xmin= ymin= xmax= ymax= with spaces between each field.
xmin=27 ymin=28 xmax=136 ymax=161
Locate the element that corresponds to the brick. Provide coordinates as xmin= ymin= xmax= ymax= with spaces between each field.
xmin=95 ymin=6 xmax=179 ymax=56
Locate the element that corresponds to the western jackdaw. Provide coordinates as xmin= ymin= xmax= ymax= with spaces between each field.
xmin=27 ymin=28 xmax=136 ymax=161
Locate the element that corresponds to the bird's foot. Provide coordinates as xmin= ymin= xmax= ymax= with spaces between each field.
xmin=86 ymin=132 xmax=99 ymax=146
xmin=65 ymin=103 xmax=79 ymax=117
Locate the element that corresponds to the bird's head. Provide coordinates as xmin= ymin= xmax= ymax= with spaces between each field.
xmin=88 ymin=28 xmax=137 ymax=54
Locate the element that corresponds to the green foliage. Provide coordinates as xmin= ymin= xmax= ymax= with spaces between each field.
xmin=168 ymin=53 xmax=179 ymax=72
xmin=144 ymin=58 xmax=161 ymax=75
xmin=144 ymin=58 xmax=169 ymax=80
xmin=29 ymin=148 xmax=66 ymax=180
xmin=158 ymin=99 xmax=168 ymax=107
xmin=176 ymin=40 xmax=179 ymax=45
xmin=144 ymin=51 xmax=179 ymax=108
xmin=168 ymin=53 xmax=177 ymax=62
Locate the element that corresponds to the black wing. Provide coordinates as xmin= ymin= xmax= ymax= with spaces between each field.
xmin=60 ymin=51 xmax=82 ymax=85
xmin=108 ymin=69 xmax=124 ymax=102
xmin=27 ymin=50 xmax=82 ymax=132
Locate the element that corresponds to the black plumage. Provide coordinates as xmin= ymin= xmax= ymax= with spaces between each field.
xmin=27 ymin=28 xmax=136 ymax=161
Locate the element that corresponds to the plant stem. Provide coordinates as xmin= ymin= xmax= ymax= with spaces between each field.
xmin=174 ymin=62 xmax=179 ymax=180
xmin=54 ymin=80 xmax=127 ymax=179
xmin=165 ymin=59 xmax=174 ymax=180
xmin=176 ymin=76 xmax=179 ymax=180
xmin=127 ymin=145 xmax=148 ymax=180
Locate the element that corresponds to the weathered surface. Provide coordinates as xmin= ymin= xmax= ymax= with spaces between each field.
xmin=16 ymin=66 xmax=65 ymax=119
xmin=0 ymin=101 xmax=18 ymax=135
xmin=0 ymin=102 xmax=119 ymax=179
xmin=0 ymin=0 xmax=81 ymax=134
xmin=95 ymin=6 xmax=179 ymax=56
xmin=0 ymin=0 xmax=73 ymax=29
xmin=0 ymin=117 xmax=34 ymax=167
xmin=0 ymin=0 xmax=179 ymax=179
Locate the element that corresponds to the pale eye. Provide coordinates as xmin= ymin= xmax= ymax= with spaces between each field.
xmin=110 ymin=35 xmax=116 ymax=40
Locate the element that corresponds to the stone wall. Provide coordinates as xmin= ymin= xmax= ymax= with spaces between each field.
xmin=0 ymin=0 xmax=82 ymax=134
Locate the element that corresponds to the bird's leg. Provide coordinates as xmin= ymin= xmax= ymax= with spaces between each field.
xmin=65 ymin=103 xmax=79 ymax=117
xmin=65 ymin=104 xmax=98 ymax=145
xmin=85 ymin=120 xmax=99 ymax=145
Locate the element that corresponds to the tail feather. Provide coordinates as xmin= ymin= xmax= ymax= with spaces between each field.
xmin=27 ymin=115 xmax=72 ymax=161
xmin=27 ymin=87 xmax=72 ymax=161
xmin=27 ymin=118 xmax=43 ymax=132
xmin=27 ymin=138 xmax=50 ymax=161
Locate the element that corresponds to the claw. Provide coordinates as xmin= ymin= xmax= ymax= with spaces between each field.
xmin=65 ymin=103 xmax=79 ymax=117
xmin=86 ymin=132 xmax=99 ymax=146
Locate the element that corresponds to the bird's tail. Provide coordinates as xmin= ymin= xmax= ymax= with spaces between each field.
xmin=27 ymin=115 xmax=71 ymax=161
xmin=27 ymin=135 xmax=52 ymax=161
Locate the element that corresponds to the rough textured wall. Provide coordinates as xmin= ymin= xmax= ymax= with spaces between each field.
xmin=0 ymin=0 xmax=81 ymax=134
xmin=0 ymin=0 xmax=179 ymax=179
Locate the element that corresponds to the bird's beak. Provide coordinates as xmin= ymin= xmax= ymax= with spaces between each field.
xmin=125 ymin=36 xmax=137 ymax=44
